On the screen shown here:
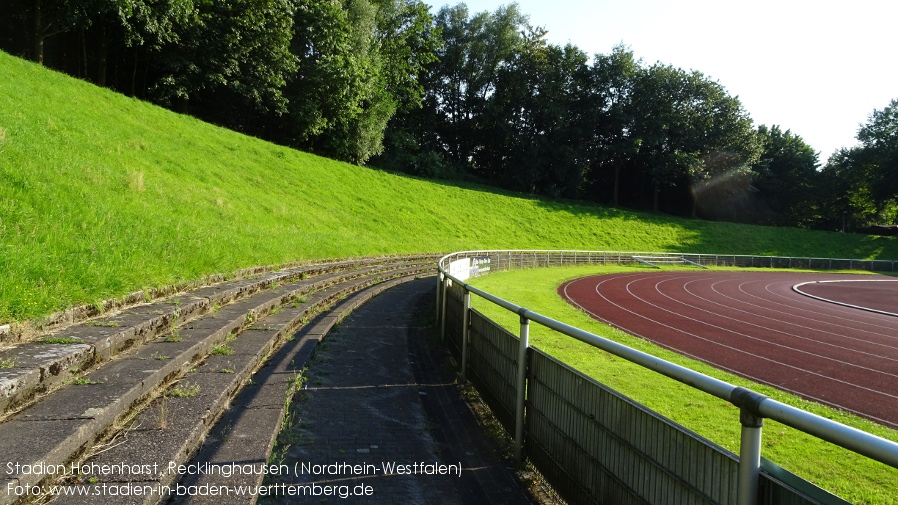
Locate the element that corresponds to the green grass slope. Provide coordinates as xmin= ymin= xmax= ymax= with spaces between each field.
xmin=1 ymin=50 xmax=897 ymax=324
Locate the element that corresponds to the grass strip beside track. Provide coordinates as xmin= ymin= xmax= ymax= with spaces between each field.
xmin=469 ymin=265 xmax=898 ymax=505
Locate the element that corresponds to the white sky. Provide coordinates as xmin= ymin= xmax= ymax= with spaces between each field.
xmin=438 ymin=0 xmax=898 ymax=161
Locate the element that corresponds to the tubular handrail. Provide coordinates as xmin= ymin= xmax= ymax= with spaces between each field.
xmin=437 ymin=249 xmax=898 ymax=468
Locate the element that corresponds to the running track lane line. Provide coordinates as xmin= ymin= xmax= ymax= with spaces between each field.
xmin=560 ymin=272 xmax=898 ymax=428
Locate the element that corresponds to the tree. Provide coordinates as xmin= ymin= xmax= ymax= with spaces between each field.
xmin=422 ymin=3 xmax=529 ymax=171
xmin=372 ymin=0 xmax=440 ymax=114
xmin=483 ymin=31 xmax=592 ymax=196
xmin=818 ymin=149 xmax=880 ymax=231
xmin=150 ymin=0 xmax=297 ymax=122
xmin=751 ymin=125 xmax=820 ymax=227
xmin=331 ymin=0 xmax=441 ymax=164
xmin=584 ymin=44 xmax=639 ymax=206
xmin=624 ymin=63 xmax=759 ymax=216
xmin=367 ymin=0 xmax=445 ymax=174
xmin=2 ymin=0 xmax=194 ymax=89
xmin=280 ymin=0 xmax=397 ymax=164
xmin=818 ymin=99 xmax=898 ymax=229
xmin=8 ymin=0 xmax=83 ymax=65
xmin=856 ymin=99 xmax=898 ymax=212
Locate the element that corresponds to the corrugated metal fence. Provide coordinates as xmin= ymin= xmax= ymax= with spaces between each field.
xmin=528 ymin=349 xmax=739 ymax=505
xmin=437 ymin=250 xmax=897 ymax=505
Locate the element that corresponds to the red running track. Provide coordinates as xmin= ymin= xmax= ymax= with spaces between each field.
xmin=559 ymin=271 xmax=898 ymax=427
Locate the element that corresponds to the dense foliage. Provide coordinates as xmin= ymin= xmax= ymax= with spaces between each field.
xmin=2 ymin=1 xmax=896 ymax=230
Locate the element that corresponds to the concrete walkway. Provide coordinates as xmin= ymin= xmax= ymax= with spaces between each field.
xmin=262 ymin=278 xmax=538 ymax=504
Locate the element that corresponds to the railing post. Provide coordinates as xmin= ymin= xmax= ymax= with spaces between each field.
xmin=435 ymin=271 xmax=443 ymax=321
xmin=440 ymin=275 xmax=448 ymax=341
xmin=738 ymin=419 xmax=763 ymax=505
xmin=732 ymin=388 xmax=766 ymax=505
xmin=514 ymin=311 xmax=530 ymax=462
xmin=461 ymin=288 xmax=471 ymax=380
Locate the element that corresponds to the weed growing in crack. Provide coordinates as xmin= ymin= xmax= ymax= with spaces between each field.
xmin=291 ymin=295 xmax=308 ymax=308
xmin=212 ymin=344 xmax=234 ymax=356
xmin=166 ymin=381 xmax=200 ymax=398
xmin=39 ymin=336 xmax=80 ymax=344
xmin=164 ymin=317 xmax=184 ymax=342
xmin=73 ymin=377 xmax=103 ymax=385
xmin=84 ymin=320 xmax=120 ymax=327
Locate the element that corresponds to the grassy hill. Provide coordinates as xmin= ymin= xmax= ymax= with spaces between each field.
xmin=1 ymin=50 xmax=897 ymax=324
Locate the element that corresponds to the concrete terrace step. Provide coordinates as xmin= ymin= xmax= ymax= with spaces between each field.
xmin=0 ymin=256 xmax=434 ymax=418
xmin=57 ymin=277 xmax=418 ymax=505
xmin=0 ymin=256 xmax=436 ymax=505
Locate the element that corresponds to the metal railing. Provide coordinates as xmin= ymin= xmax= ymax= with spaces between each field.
xmin=436 ymin=250 xmax=898 ymax=505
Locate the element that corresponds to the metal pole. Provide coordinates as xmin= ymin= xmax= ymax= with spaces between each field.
xmin=440 ymin=276 xmax=448 ymax=341
xmin=514 ymin=312 xmax=530 ymax=462
xmin=738 ymin=422 xmax=762 ymax=505
xmin=435 ymin=271 xmax=442 ymax=321
xmin=732 ymin=388 xmax=765 ymax=505
xmin=461 ymin=289 xmax=471 ymax=380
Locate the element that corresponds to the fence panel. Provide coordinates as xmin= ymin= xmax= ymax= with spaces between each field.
xmin=872 ymin=260 xmax=895 ymax=272
xmin=527 ymin=349 xmax=739 ymax=505
xmin=467 ymin=310 xmax=519 ymax=433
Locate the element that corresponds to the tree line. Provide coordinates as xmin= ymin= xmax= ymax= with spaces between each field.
xmin=3 ymin=1 xmax=896 ymax=231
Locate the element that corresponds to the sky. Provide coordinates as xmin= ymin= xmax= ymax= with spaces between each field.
xmin=438 ymin=0 xmax=897 ymax=161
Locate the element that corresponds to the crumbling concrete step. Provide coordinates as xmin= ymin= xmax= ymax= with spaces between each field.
xmin=39 ymin=276 xmax=424 ymax=505
xmin=0 ymin=256 xmax=438 ymax=347
xmin=0 ymin=257 xmax=434 ymax=418
xmin=0 ymin=261 xmax=432 ymax=505
xmin=171 ymin=277 xmax=416 ymax=504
